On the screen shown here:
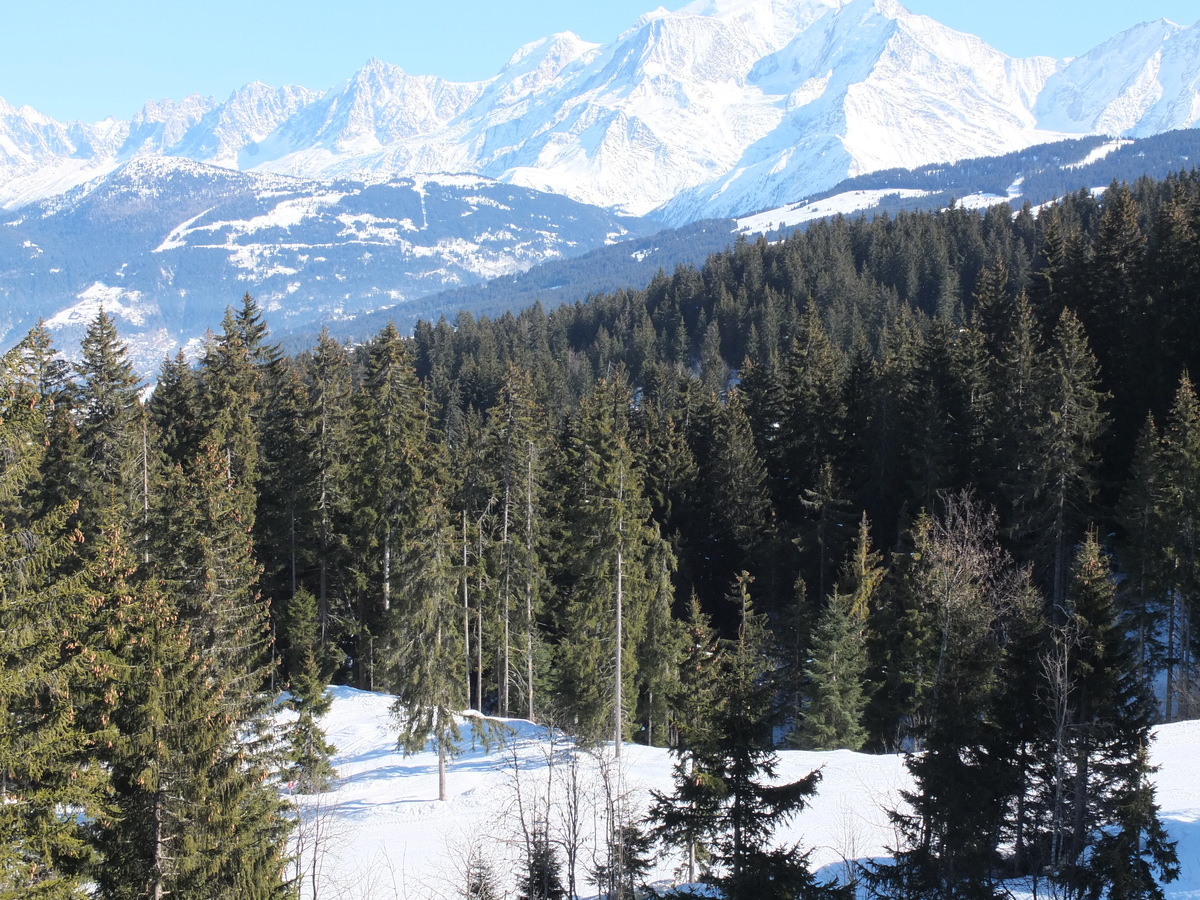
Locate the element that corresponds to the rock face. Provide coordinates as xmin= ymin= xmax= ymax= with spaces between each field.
xmin=2 ymin=0 xmax=1198 ymax=222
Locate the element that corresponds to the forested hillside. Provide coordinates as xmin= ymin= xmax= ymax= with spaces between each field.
xmin=4 ymin=172 xmax=1199 ymax=898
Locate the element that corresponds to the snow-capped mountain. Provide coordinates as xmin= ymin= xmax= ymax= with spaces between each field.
xmin=0 ymin=157 xmax=652 ymax=372
xmin=2 ymin=0 xmax=1198 ymax=223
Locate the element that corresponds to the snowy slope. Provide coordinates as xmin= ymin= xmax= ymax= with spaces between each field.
xmin=0 ymin=157 xmax=653 ymax=372
xmin=2 ymin=1 xmax=1199 ymax=223
xmin=289 ymin=686 xmax=1200 ymax=900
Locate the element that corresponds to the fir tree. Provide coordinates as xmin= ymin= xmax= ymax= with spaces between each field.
xmin=71 ymin=310 xmax=143 ymax=537
xmin=386 ymin=485 xmax=466 ymax=801
xmin=795 ymin=588 xmax=868 ymax=751
xmin=652 ymin=574 xmax=839 ymax=900
xmin=0 ymin=348 xmax=104 ymax=898
xmin=1042 ymin=533 xmax=1178 ymax=899
xmin=1154 ymin=373 xmax=1200 ymax=719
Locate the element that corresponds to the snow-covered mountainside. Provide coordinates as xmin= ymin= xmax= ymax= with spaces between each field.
xmin=0 ymin=157 xmax=652 ymax=372
xmin=286 ymin=686 xmax=1200 ymax=899
xmin=2 ymin=0 xmax=1199 ymax=223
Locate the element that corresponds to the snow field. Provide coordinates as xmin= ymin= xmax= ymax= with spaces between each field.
xmin=288 ymin=687 xmax=1200 ymax=899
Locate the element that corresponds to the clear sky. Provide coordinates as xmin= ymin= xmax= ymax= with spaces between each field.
xmin=3 ymin=0 xmax=1197 ymax=123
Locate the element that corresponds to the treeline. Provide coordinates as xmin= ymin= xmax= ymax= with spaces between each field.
xmin=3 ymin=170 xmax=1200 ymax=897
xmin=770 ymin=129 xmax=1200 ymax=225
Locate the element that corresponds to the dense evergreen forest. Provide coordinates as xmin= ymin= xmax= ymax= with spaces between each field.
xmin=4 ymin=172 xmax=1200 ymax=898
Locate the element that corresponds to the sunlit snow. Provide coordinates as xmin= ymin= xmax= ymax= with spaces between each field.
xmin=284 ymin=686 xmax=1200 ymax=900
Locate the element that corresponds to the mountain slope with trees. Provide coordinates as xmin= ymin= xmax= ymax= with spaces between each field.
xmin=4 ymin=169 xmax=1200 ymax=896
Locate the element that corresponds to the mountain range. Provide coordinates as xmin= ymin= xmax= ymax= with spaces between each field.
xmin=4 ymin=0 xmax=1198 ymax=221
xmin=0 ymin=159 xmax=652 ymax=372
xmin=2 ymin=0 xmax=1198 ymax=366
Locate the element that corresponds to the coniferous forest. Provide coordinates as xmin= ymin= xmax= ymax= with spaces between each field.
xmin=4 ymin=173 xmax=1200 ymax=898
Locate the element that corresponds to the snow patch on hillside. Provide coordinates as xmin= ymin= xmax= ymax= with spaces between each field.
xmin=45 ymin=282 xmax=156 ymax=327
xmin=736 ymin=188 xmax=930 ymax=233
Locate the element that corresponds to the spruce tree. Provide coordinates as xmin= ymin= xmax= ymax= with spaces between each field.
xmin=304 ymin=329 xmax=354 ymax=648
xmin=877 ymin=494 xmax=1025 ymax=899
xmin=516 ymin=828 xmax=567 ymax=900
xmin=483 ymin=365 xmax=548 ymax=718
xmin=1154 ymin=373 xmax=1200 ymax=719
xmin=780 ymin=302 xmax=846 ymax=508
xmin=0 ymin=348 xmax=104 ymax=898
xmin=148 ymin=351 xmax=202 ymax=468
xmin=85 ymin=510 xmax=213 ymax=900
xmin=652 ymin=574 xmax=838 ymax=900
xmin=352 ymin=323 xmax=429 ymax=686
xmin=1017 ymin=310 xmax=1110 ymax=611
xmin=149 ymin=440 xmax=291 ymax=899
xmin=71 ymin=310 xmax=143 ymax=537
xmin=1042 ymin=533 xmax=1178 ymax=899
xmin=1118 ymin=415 xmax=1169 ymax=687
xmin=551 ymin=376 xmax=669 ymax=751
xmin=795 ymin=588 xmax=868 ymax=752
xmin=280 ymin=587 xmax=337 ymax=793
xmin=386 ymin=484 xmax=466 ymax=801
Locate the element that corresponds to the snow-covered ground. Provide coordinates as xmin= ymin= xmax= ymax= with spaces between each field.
xmin=736 ymin=189 xmax=933 ymax=234
xmin=285 ymin=687 xmax=1200 ymax=899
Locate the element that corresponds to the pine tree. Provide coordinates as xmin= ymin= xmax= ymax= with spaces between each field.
xmin=876 ymin=494 xmax=1025 ymax=899
xmin=0 ymin=348 xmax=104 ymax=898
xmin=71 ymin=310 xmax=143 ymax=537
xmin=652 ymin=574 xmax=839 ymax=900
xmin=795 ymin=588 xmax=868 ymax=751
xmin=386 ymin=485 xmax=466 ymax=802
xmin=1042 ymin=534 xmax=1178 ymax=899
xmin=1154 ymin=374 xmax=1200 ymax=719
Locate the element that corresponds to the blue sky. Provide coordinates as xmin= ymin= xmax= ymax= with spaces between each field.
xmin=3 ymin=0 xmax=1197 ymax=123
